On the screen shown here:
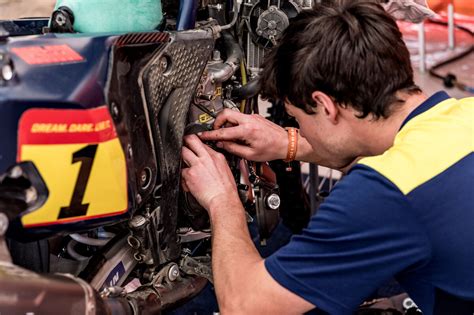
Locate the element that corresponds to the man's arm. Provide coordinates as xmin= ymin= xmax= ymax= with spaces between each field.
xmin=209 ymin=195 xmax=315 ymax=314
xmin=181 ymin=135 xmax=314 ymax=314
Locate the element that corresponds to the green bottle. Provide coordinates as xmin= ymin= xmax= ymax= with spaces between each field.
xmin=53 ymin=0 xmax=163 ymax=33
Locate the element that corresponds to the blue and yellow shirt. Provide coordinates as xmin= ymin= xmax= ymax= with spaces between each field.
xmin=265 ymin=91 xmax=474 ymax=314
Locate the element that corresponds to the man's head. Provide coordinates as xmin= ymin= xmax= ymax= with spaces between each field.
xmin=260 ymin=0 xmax=422 ymax=168
xmin=261 ymin=0 xmax=420 ymax=118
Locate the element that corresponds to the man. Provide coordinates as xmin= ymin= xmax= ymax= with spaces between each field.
xmin=181 ymin=1 xmax=474 ymax=314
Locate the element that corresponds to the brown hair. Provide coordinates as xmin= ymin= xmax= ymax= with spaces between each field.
xmin=260 ymin=0 xmax=421 ymax=118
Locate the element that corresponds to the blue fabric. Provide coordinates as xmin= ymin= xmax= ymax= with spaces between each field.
xmin=265 ymin=94 xmax=474 ymax=314
xmin=399 ymin=91 xmax=450 ymax=130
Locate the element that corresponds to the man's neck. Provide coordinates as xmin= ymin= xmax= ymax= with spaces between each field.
xmin=362 ymin=92 xmax=428 ymax=156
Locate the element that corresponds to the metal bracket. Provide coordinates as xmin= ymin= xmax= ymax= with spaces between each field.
xmin=179 ymin=255 xmax=213 ymax=284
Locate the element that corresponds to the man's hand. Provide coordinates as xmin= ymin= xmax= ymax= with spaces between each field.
xmin=181 ymin=134 xmax=240 ymax=211
xmin=199 ymin=109 xmax=288 ymax=162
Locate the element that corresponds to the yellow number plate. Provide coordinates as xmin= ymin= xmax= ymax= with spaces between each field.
xmin=17 ymin=106 xmax=128 ymax=228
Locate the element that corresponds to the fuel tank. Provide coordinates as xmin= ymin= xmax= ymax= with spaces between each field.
xmin=53 ymin=0 xmax=163 ymax=33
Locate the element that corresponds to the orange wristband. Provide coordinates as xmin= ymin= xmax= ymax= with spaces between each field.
xmin=283 ymin=127 xmax=299 ymax=163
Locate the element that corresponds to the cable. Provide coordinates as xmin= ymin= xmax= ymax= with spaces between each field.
xmin=426 ymin=18 xmax=474 ymax=93
xmin=240 ymin=60 xmax=248 ymax=112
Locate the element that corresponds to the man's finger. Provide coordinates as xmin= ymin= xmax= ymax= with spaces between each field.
xmin=219 ymin=141 xmax=255 ymax=160
xmin=182 ymin=146 xmax=199 ymax=166
xmin=213 ymin=109 xmax=248 ymax=129
xmin=181 ymin=177 xmax=190 ymax=192
xmin=184 ymin=134 xmax=209 ymax=157
xmin=202 ymin=143 xmax=220 ymax=157
xmin=199 ymin=126 xmax=246 ymax=142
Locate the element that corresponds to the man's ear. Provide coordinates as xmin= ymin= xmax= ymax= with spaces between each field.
xmin=311 ymin=91 xmax=339 ymax=124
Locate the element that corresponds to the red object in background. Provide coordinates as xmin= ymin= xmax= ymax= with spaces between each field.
xmin=428 ymin=0 xmax=474 ymax=16
xmin=11 ymin=44 xmax=84 ymax=65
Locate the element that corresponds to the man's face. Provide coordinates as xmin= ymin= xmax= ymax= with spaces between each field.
xmin=285 ymin=102 xmax=360 ymax=169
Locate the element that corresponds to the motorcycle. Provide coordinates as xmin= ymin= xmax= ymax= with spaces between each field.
xmin=0 ymin=0 xmax=313 ymax=313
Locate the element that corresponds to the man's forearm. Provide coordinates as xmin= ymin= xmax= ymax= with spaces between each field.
xmin=209 ymin=197 xmax=262 ymax=313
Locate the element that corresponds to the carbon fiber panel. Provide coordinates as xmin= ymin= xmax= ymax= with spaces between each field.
xmin=141 ymin=30 xmax=214 ymax=262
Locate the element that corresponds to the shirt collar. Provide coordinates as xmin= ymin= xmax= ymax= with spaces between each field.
xmin=399 ymin=91 xmax=451 ymax=130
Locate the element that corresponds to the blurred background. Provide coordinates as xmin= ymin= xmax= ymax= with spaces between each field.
xmin=0 ymin=0 xmax=55 ymax=19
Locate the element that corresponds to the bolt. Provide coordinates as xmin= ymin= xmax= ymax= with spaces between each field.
xmin=56 ymin=13 xmax=66 ymax=26
xmin=25 ymin=187 xmax=38 ymax=204
xmin=266 ymin=193 xmax=280 ymax=210
xmin=0 ymin=213 xmax=8 ymax=236
xmin=1 ymin=63 xmax=14 ymax=81
xmin=168 ymin=264 xmax=180 ymax=281
xmin=268 ymin=20 xmax=277 ymax=30
xmin=9 ymin=166 xmax=22 ymax=178
xmin=140 ymin=168 xmax=151 ymax=189
xmin=111 ymin=102 xmax=119 ymax=119
xmin=129 ymin=215 xmax=147 ymax=228
xmin=269 ymin=6 xmax=276 ymax=12
xmin=160 ymin=56 xmax=168 ymax=72
xmin=256 ymin=29 xmax=263 ymax=35
xmin=212 ymin=50 xmax=221 ymax=61
xmin=136 ymin=194 xmax=142 ymax=204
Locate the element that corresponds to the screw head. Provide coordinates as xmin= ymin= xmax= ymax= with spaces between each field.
xmin=266 ymin=193 xmax=280 ymax=210
xmin=56 ymin=13 xmax=66 ymax=26
xmin=159 ymin=56 xmax=169 ymax=72
xmin=140 ymin=167 xmax=152 ymax=189
xmin=111 ymin=102 xmax=120 ymax=119
xmin=168 ymin=264 xmax=180 ymax=281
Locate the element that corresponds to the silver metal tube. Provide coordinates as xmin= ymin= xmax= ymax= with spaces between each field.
xmin=448 ymin=2 xmax=455 ymax=49
xmin=70 ymin=233 xmax=111 ymax=246
xmin=418 ymin=22 xmax=426 ymax=73
xmin=67 ymin=240 xmax=89 ymax=261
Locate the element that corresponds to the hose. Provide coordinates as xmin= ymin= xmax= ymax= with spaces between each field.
xmin=66 ymin=240 xmax=89 ymax=261
xmin=208 ymin=31 xmax=243 ymax=82
xmin=426 ymin=18 xmax=474 ymax=93
xmin=220 ymin=0 xmax=239 ymax=30
xmin=70 ymin=233 xmax=113 ymax=246
xmin=67 ymin=231 xmax=115 ymax=261
xmin=232 ymin=77 xmax=261 ymax=102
